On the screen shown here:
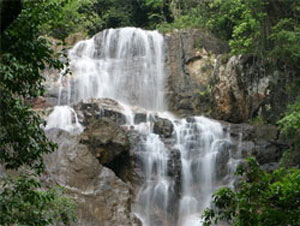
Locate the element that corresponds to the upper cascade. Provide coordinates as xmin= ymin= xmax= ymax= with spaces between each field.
xmin=63 ymin=27 xmax=166 ymax=111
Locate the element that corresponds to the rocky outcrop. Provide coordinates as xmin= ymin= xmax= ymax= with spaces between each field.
xmin=80 ymin=118 xmax=131 ymax=182
xmin=153 ymin=117 xmax=174 ymax=138
xmin=45 ymin=128 xmax=140 ymax=226
xmin=211 ymin=55 xmax=286 ymax=123
xmin=224 ymin=122 xmax=287 ymax=171
xmin=165 ymin=29 xmax=298 ymax=123
xmin=73 ymin=98 xmax=127 ymax=126
xmin=215 ymin=141 xmax=232 ymax=180
xmin=165 ymin=29 xmax=229 ymax=117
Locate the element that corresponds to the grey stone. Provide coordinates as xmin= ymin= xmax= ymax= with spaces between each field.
xmin=153 ymin=117 xmax=174 ymax=138
xmin=45 ymin=128 xmax=137 ymax=226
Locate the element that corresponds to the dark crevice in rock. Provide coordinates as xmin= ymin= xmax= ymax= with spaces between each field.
xmin=104 ymin=151 xmax=132 ymax=183
xmin=185 ymin=55 xmax=202 ymax=64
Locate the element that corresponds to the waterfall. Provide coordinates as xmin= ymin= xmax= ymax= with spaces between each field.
xmin=175 ymin=117 xmax=228 ymax=226
xmin=64 ymin=27 xmax=165 ymax=111
xmin=46 ymin=27 xmax=234 ymax=226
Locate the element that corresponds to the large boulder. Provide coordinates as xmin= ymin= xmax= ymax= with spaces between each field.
xmin=153 ymin=117 xmax=174 ymax=138
xmin=74 ymin=98 xmax=127 ymax=126
xmin=45 ymin=129 xmax=140 ymax=226
xmin=80 ymin=118 xmax=131 ymax=182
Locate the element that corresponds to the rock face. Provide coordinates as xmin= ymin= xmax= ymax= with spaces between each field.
xmin=80 ymin=118 xmax=131 ymax=182
xmin=41 ymin=96 xmax=287 ymax=226
xmin=165 ymin=29 xmax=229 ymax=117
xmin=225 ymin=122 xmax=286 ymax=171
xmin=165 ymin=29 xmax=298 ymax=123
xmin=45 ymin=128 xmax=140 ymax=226
xmin=211 ymin=55 xmax=284 ymax=123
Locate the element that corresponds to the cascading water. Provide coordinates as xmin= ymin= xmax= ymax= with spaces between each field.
xmin=62 ymin=27 xmax=165 ymax=111
xmin=174 ymin=117 xmax=228 ymax=226
xmin=46 ymin=27 xmax=234 ymax=226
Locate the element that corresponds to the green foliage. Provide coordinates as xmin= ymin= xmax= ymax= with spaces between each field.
xmin=278 ymin=99 xmax=300 ymax=137
xmin=158 ymin=0 xmax=300 ymax=71
xmin=158 ymin=8 xmax=202 ymax=33
xmin=269 ymin=18 xmax=300 ymax=69
xmin=41 ymin=0 xmax=174 ymax=37
xmin=0 ymin=174 xmax=76 ymax=226
xmin=41 ymin=0 xmax=102 ymax=39
xmin=93 ymin=0 xmax=172 ymax=30
xmin=251 ymin=115 xmax=265 ymax=125
xmin=279 ymin=149 xmax=300 ymax=168
xmin=197 ymin=85 xmax=211 ymax=97
xmin=277 ymin=99 xmax=300 ymax=167
xmin=202 ymin=157 xmax=300 ymax=226
xmin=0 ymin=0 xmax=76 ymax=224
xmin=99 ymin=0 xmax=132 ymax=29
xmin=0 ymin=0 xmax=66 ymax=174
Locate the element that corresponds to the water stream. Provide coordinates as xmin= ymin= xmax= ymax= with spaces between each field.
xmin=46 ymin=27 xmax=233 ymax=226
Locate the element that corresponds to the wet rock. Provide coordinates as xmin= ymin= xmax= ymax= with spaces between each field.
xmin=215 ymin=141 xmax=231 ymax=179
xmin=239 ymin=141 xmax=255 ymax=158
xmin=45 ymin=129 xmax=137 ymax=226
xmin=134 ymin=113 xmax=147 ymax=124
xmin=80 ymin=118 xmax=131 ymax=181
xmin=253 ymin=141 xmax=285 ymax=165
xmin=253 ymin=125 xmax=278 ymax=141
xmin=221 ymin=122 xmax=286 ymax=169
xmin=73 ymin=98 xmax=127 ymax=126
xmin=153 ymin=117 xmax=174 ymax=138
xmin=211 ymin=54 xmax=297 ymax=123
xmin=227 ymin=123 xmax=255 ymax=141
xmin=167 ymin=148 xmax=181 ymax=188
xmin=260 ymin=162 xmax=279 ymax=173
xmin=186 ymin=117 xmax=196 ymax=123
xmin=212 ymin=56 xmax=249 ymax=122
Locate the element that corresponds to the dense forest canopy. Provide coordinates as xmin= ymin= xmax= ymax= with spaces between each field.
xmin=1 ymin=0 xmax=300 ymax=225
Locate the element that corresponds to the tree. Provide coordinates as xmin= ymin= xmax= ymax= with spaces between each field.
xmin=202 ymin=158 xmax=300 ymax=226
xmin=0 ymin=0 xmax=22 ymax=34
xmin=0 ymin=0 xmax=75 ymax=224
xmin=277 ymin=99 xmax=300 ymax=167
xmin=41 ymin=0 xmax=102 ymax=39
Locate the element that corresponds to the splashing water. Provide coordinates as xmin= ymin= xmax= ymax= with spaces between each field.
xmin=45 ymin=106 xmax=83 ymax=134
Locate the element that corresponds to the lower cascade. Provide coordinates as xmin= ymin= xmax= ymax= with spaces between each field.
xmin=46 ymin=27 xmax=235 ymax=226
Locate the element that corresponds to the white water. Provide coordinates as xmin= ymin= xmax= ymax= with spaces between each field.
xmin=67 ymin=27 xmax=166 ymax=111
xmin=175 ymin=117 xmax=227 ymax=226
xmin=46 ymin=27 xmax=233 ymax=226
xmin=45 ymin=105 xmax=83 ymax=134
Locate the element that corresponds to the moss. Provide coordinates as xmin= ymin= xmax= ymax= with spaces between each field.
xmin=201 ymin=65 xmax=208 ymax=73
xmin=220 ymin=53 xmax=231 ymax=64
xmin=197 ymin=84 xmax=211 ymax=97
xmin=279 ymin=149 xmax=300 ymax=168
xmin=194 ymin=36 xmax=203 ymax=50
xmin=251 ymin=115 xmax=265 ymax=125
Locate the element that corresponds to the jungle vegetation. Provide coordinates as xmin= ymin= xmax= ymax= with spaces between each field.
xmin=1 ymin=0 xmax=300 ymax=225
